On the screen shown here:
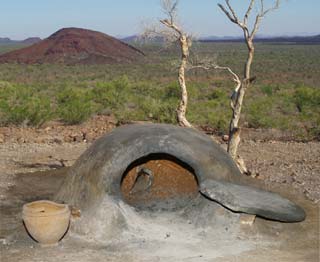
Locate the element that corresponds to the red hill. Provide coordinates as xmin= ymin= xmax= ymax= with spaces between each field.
xmin=0 ymin=28 xmax=144 ymax=64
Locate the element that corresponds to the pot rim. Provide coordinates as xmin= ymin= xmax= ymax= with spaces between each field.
xmin=22 ymin=200 xmax=70 ymax=218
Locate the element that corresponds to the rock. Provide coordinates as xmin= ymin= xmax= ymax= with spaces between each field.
xmin=240 ymin=214 xmax=256 ymax=225
xmin=0 ymin=134 xmax=5 ymax=143
xmin=83 ymin=132 xmax=96 ymax=142
xmin=73 ymin=136 xmax=83 ymax=142
xmin=222 ymin=135 xmax=229 ymax=142
xmin=51 ymin=138 xmax=63 ymax=144
xmin=17 ymin=137 xmax=26 ymax=143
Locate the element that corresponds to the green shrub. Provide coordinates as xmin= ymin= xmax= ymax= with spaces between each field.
xmin=57 ymin=88 xmax=94 ymax=124
xmin=293 ymin=86 xmax=320 ymax=138
xmin=294 ymin=86 xmax=320 ymax=112
xmin=260 ymin=85 xmax=280 ymax=96
xmin=246 ymin=97 xmax=275 ymax=128
xmin=162 ymin=82 xmax=180 ymax=100
xmin=208 ymin=89 xmax=226 ymax=100
xmin=0 ymin=83 xmax=52 ymax=126
xmin=189 ymin=99 xmax=230 ymax=133
xmin=140 ymin=99 xmax=176 ymax=123
xmin=91 ymin=76 xmax=131 ymax=111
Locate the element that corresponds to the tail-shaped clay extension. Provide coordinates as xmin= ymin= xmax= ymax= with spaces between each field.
xmin=200 ymin=179 xmax=306 ymax=222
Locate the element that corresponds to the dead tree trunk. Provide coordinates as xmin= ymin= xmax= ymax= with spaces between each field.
xmin=160 ymin=17 xmax=193 ymax=128
xmin=177 ymin=35 xmax=192 ymax=127
xmin=218 ymin=0 xmax=280 ymax=172
xmin=228 ymin=41 xmax=254 ymax=160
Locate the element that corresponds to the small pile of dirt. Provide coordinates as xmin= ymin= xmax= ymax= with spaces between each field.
xmin=0 ymin=28 xmax=144 ymax=65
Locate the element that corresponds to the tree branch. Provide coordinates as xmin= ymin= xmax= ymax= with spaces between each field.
xmin=141 ymin=21 xmax=179 ymax=45
xmin=262 ymin=0 xmax=280 ymax=16
xmin=218 ymin=3 xmax=237 ymax=24
xmin=219 ymin=0 xmax=281 ymax=39
xmin=161 ymin=0 xmax=180 ymax=25
xmin=160 ymin=19 xmax=183 ymax=37
xmin=218 ymin=2 xmax=246 ymax=29
xmin=244 ymin=0 xmax=255 ymax=25
xmin=225 ymin=0 xmax=239 ymax=22
xmin=250 ymin=0 xmax=280 ymax=39
xmin=250 ymin=14 xmax=262 ymax=39
xmin=260 ymin=0 xmax=265 ymax=14
xmin=187 ymin=63 xmax=241 ymax=109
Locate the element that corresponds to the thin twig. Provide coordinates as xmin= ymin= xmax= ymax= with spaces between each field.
xmin=244 ymin=0 xmax=255 ymax=25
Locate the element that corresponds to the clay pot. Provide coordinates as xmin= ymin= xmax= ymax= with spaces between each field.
xmin=22 ymin=200 xmax=71 ymax=247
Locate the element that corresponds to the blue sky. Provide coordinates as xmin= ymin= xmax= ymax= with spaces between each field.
xmin=1 ymin=0 xmax=319 ymax=39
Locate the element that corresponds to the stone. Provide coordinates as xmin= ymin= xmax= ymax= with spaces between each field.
xmin=0 ymin=134 xmax=4 ymax=143
xmin=240 ymin=214 xmax=256 ymax=226
xmin=222 ymin=135 xmax=229 ymax=142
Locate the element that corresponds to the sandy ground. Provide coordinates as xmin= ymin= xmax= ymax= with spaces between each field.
xmin=0 ymin=169 xmax=318 ymax=262
xmin=0 ymin=121 xmax=319 ymax=261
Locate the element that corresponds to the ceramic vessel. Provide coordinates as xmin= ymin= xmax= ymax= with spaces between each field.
xmin=22 ymin=200 xmax=71 ymax=247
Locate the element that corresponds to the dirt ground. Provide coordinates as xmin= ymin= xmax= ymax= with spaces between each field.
xmin=0 ymin=118 xmax=319 ymax=261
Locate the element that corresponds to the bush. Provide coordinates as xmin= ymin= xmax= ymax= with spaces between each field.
xmin=0 ymin=83 xmax=52 ymax=127
xmin=140 ymin=98 xmax=176 ymax=123
xmin=246 ymin=97 xmax=275 ymax=128
xmin=260 ymin=85 xmax=280 ymax=96
xmin=91 ymin=75 xmax=130 ymax=111
xmin=162 ymin=82 xmax=180 ymax=100
xmin=57 ymin=88 xmax=94 ymax=125
xmin=294 ymin=86 xmax=320 ymax=112
xmin=293 ymin=86 xmax=320 ymax=138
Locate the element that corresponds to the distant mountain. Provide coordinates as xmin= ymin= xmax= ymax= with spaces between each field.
xmin=121 ymin=35 xmax=139 ymax=43
xmin=0 ymin=38 xmax=13 ymax=44
xmin=0 ymin=37 xmax=41 ymax=45
xmin=255 ymin=35 xmax=320 ymax=44
xmin=120 ymin=33 xmax=320 ymax=45
xmin=199 ymin=35 xmax=243 ymax=41
xmin=199 ymin=34 xmax=320 ymax=44
xmin=120 ymin=35 xmax=164 ymax=44
xmin=121 ymin=35 xmax=173 ymax=45
xmin=0 ymin=27 xmax=145 ymax=65
xmin=21 ymin=37 xmax=42 ymax=45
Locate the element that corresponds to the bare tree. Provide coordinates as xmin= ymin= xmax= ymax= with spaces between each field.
xmin=145 ymin=0 xmax=193 ymax=127
xmin=218 ymin=0 xmax=280 ymax=169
